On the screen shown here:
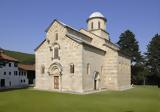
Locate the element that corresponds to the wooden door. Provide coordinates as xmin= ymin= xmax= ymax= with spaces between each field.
xmin=54 ymin=76 xmax=59 ymax=89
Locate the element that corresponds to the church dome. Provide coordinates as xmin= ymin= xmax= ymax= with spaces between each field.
xmin=87 ymin=12 xmax=106 ymax=22
xmin=89 ymin=12 xmax=105 ymax=18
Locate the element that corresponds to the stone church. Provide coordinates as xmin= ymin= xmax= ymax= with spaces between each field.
xmin=35 ymin=12 xmax=131 ymax=93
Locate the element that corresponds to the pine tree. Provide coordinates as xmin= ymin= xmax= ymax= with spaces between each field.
xmin=134 ymin=56 xmax=150 ymax=85
xmin=117 ymin=30 xmax=142 ymax=64
xmin=146 ymin=34 xmax=160 ymax=87
xmin=117 ymin=30 xmax=142 ymax=84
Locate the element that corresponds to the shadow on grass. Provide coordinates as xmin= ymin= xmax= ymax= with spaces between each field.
xmin=0 ymin=86 xmax=30 ymax=92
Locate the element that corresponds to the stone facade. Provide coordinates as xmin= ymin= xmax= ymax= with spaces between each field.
xmin=35 ymin=12 xmax=131 ymax=93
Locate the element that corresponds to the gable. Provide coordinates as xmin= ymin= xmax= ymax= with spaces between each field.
xmin=35 ymin=20 xmax=66 ymax=52
xmin=47 ymin=22 xmax=66 ymax=41
xmin=45 ymin=19 xmax=66 ymax=33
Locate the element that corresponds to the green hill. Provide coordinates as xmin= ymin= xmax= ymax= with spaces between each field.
xmin=4 ymin=50 xmax=35 ymax=64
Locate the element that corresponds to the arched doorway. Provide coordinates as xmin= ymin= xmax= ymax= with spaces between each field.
xmin=94 ymin=72 xmax=100 ymax=90
xmin=48 ymin=63 xmax=62 ymax=90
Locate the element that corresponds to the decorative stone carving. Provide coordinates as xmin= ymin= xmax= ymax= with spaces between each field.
xmin=48 ymin=63 xmax=62 ymax=76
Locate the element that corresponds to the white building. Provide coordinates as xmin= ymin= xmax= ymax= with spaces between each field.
xmin=0 ymin=49 xmax=28 ymax=89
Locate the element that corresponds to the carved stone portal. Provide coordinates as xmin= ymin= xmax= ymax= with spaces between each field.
xmin=48 ymin=63 xmax=62 ymax=76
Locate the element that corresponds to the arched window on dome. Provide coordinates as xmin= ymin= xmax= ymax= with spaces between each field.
xmin=91 ymin=22 xmax=93 ymax=30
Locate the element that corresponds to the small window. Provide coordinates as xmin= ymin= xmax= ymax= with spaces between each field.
xmin=70 ymin=64 xmax=74 ymax=73
xmin=91 ymin=22 xmax=93 ymax=30
xmin=9 ymin=72 xmax=11 ymax=75
xmin=9 ymin=63 xmax=11 ymax=67
xmin=14 ymin=71 xmax=17 ymax=76
xmin=4 ymin=72 xmax=6 ymax=75
xmin=87 ymin=63 xmax=90 ymax=75
xmin=98 ymin=21 xmax=101 ymax=29
xmin=41 ymin=65 xmax=45 ymax=74
xmin=14 ymin=63 xmax=17 ymax=67
xmin=54 ymin=47 xmax=59 ymax=59
xmin=55 ymin=33 xmax=58 ymax=40
xmin=50 ymin=47 xmax=53 ymax=51
xmin=47 ymin=39 xmax=50 ymax=44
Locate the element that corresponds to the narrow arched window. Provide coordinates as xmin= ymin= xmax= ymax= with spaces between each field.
xmin=41 ymin=65 xmax=45 ymax=74
xmin=87 ymin=63 xmax=90 ymax=75
xmin=91 ymin=22 xmax=93 ymax=30
xmin=55 ymin=33 xmax=58 ymax=41
xmin=98 ymin=21 xmax=101 ymax=29
xmin=47 ymin=39 xmax=50 ymax=44
xmin=70 ymin=64 xmax=74 ymax=73
xmin=101 ymin=66 xmax=103 ymax=75
xmin=54 ymin=47 xmax=59 ymax=59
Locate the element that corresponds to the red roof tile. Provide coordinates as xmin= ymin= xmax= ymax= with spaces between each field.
xmin=18 ymin=64 xmax=35 ymax=71
xmin=0 ymin=52 xmax=18 ymax=62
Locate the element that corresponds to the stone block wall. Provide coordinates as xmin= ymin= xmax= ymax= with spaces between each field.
xmin=117 ymin=53 xmax=131 ymax=90
xmin=82 ymin=44 xmax=105 ymax=92
xmin=103 ymin=47 xmax=119 ymax=90
xmin=35 ymin=21 xmax=83 ymax=93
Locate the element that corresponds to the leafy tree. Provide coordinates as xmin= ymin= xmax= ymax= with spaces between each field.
xmin=146 ymin=34 xmax=160 ymax=87
xmin=117 ymin=30 xmax=142 ymax=84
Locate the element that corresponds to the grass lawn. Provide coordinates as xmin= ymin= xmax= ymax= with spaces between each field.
xmin=0 ymin=86 xmax=160 ymax=112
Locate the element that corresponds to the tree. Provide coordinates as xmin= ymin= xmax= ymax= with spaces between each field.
xmin=134 ymin=57 xmax=150 ymax=85
xmin=146 ymin=34 xmax=160 ymax=87
xmin=117 ymin=30 xmax=142 ymax=64
xmin=117 ymin=30 xmax=142 ymax=84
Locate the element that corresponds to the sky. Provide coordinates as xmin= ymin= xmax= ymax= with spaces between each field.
xmin=0 ymin=0 xmax=160 ymax=54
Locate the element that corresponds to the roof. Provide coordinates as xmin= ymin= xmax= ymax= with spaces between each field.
xmin=45 ymin=19 xmax=66 ymax=33
xmin=18 ymin=64 xmax=35 ymax=71
xmin=87 ymin=12 xmax=107 ymax=22
xmin=35 ymin=19 xmax=92 ymax=51
xmin=66 ymin=33 xmax=106 ymax=53
xmin=36 ymin=19 xmax=111 ymax=53
xmin=0 ymin=52 xmax=18 ymax=62
xmin=35 ymin=19 xmax=130 ymax=60
xmin=34 ymin=39 xmax=46 ymax=51
xmin=80 ymin=28 xmax=119 ymax=50
xmin=89 ymin=12 xmax=105 ymax=19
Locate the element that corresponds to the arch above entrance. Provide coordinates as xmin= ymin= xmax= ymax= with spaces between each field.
xmin=94 ymin=72 xmax=100 ymax=80
xmin=48 ymin=63 xmax=62 ymax=76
